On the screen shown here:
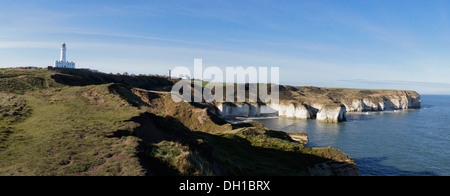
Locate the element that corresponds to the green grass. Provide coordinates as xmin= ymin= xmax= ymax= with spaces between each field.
xmin=0 ymin=93 xmax=32 ymax=124
xmin=0 ymin=84 xmax=145 ymax=175
xmin=147 ymin=140 xmax=215 ymax=176
xmin=0 ymin=69 xmax=64 ymax=94
xmin=52 ymin=68 xmax=175 ymax=91
xmin=0 ymin=93 xmax=32 ymax=150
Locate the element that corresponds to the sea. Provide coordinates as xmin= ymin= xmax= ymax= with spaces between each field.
xmin=253 ymin=95 xmax=450 ymax=176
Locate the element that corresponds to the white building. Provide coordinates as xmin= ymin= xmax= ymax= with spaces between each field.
xmin=180 ymin=74 xmax=190 ymax=80
xmin=55 ymin=43 xmax=75 ymax=68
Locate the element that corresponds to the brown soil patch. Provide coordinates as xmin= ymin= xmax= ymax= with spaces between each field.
xmin=81 ymin=88 xmax=105 ymax=105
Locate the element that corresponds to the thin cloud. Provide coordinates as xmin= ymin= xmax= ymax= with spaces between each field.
xmin=69 ymin=31 xmax=187 ymax=43
xmin=227 ymin=38 xmax=367 ymax=55
xmin=340 ymin=79 xmax=450 ymax=88
xmin=0 ymin=41 xmax=55 ymax=49
xmin=64 ymin=30 xmax=223 ymax=49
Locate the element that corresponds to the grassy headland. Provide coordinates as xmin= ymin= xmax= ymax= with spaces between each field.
xmin=0 ymin=68 xmax=358 ymax=176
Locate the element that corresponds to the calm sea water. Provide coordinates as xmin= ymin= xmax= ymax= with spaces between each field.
xmin=254 ymin=95 xmax=450 ymax=176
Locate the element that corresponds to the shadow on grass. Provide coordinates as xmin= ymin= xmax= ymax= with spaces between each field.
xmin=51 ymin=68 xmax=175 ymax=91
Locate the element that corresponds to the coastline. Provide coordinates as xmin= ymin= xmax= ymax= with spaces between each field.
xmin=215 ymin=88 xmax=421 ymax=123
xmin=253 ymin=96 xmax=449 ymax=176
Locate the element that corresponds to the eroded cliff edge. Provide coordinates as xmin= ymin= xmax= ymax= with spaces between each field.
xmin=215 ymin=86 xmax=421 ymax=123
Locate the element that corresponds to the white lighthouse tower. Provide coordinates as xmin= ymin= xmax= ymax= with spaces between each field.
xmin=60 ymin=42 xmax=66 ymax=62
xmin=55 ymin=42 xmax=75 ymax=68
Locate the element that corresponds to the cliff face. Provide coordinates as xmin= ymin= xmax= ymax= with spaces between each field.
xmin=217 ymin=102 xmax=260 ymax=117
xmin=316 ymin=105 xmax=347 ymax=123
xmin=215 ymin=87 xmax=421 ymax=123
xmin=268 ymin=102 xmax=311 ymax=120
xmin=341 ymin=91 xmax=421 ymax=112
xmin=216 ymin=102 xmax=347 ymax=123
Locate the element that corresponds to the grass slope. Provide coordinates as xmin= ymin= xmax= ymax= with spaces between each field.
xmin=0 ymin=84 xmax=144 ymax=175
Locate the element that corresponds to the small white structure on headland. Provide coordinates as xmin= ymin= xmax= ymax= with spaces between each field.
xmin=55 ymin=43 xmax=75 ymax=68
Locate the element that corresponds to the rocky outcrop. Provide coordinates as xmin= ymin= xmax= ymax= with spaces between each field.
xmin=316 ymin=105 xmax=347 ymax=123
xmin=287 ymin=132 xmax=309 ymax=144
xmin=302 ymin=147 xmax=359 ymax=176
xmin=216 ymin=102 xmax=260 ymax=117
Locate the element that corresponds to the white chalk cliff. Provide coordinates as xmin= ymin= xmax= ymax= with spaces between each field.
xmin=216 ymin=102 xmax=347 ymax=123
xmin=267 ymin=102 xmax=311 ymax=120
xmin=341 ymin=91 xmax=421 ymax=112
xmin=216 ymin=103 xmax=260 ymax=117
xmin=215 ymin=90 xmax=421 ymax=123
xmin=316 ymin=105 xmax=347 ymax=123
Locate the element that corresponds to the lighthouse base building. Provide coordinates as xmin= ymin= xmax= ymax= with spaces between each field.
xmin=55 ymin=61 xmax=75 ymax=68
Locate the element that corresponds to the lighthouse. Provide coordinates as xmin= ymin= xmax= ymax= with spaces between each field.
xmin=60 ymin=43 xmax=66 ymax=62
xmin=55 ymin=42 xmax=75 ymax=68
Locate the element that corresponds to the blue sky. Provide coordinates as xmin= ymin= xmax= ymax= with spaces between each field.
xmin=1 ymin=0 xmax=450 ymax=94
